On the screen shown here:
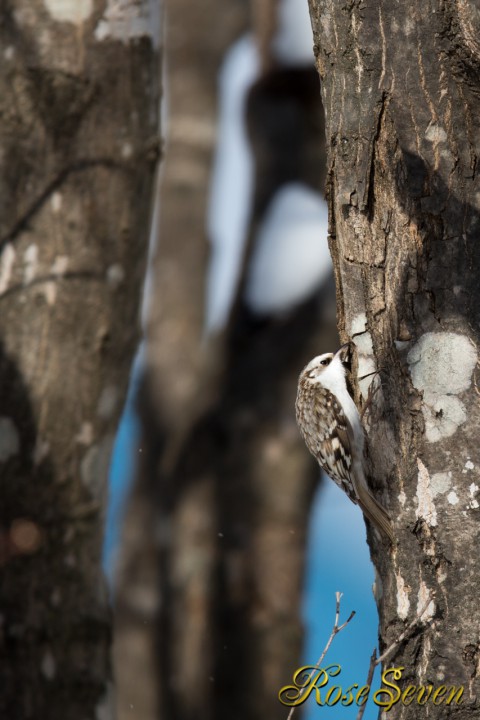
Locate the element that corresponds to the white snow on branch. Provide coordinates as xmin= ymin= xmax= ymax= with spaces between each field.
xmin=245 ymin=183 xmax=331 ymax=316
xmin=95 ymin=0 xmax=161 ymax=49
xmin=407 ymin=332 xmax=477 ymax=443
xmin=205 ymin=35 xmax=259 ymax=334
xmin=44 ymin=0 xmax=93 ymax=24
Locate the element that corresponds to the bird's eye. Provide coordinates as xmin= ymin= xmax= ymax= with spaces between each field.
xmin=320 ymin=358 xmax=331 ymax=366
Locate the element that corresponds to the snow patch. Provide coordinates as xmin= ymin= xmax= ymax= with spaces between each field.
xmin=407 ymin=332 xmax=477 ymax=442
xmin=354 ymin=330 xmax=373 ymax=356
xmin=0 ymin=417 xmax=20 ymax=461
xmin=244 ymin=183 xmax=331 ymax=315
xmin=395 ymin=572 xmax=410 ymax=620
xmin=357 ymin=354 xmax=376 ymax=399
xmin=351 ymin=313 xmax=377 ymax=397
xmin=95 ymin=0 xmax=161 ymax=49
xmin=465 ymin=460 xmax=474 ymax=470
xmin=416 ymin=458 xmax=437 ymax=526
xmin=350 ymin=313 xmax=367 ymax=336
xmin=205 ymin=35 xmax=259 ymax=333
xmin=398 ymin=490 xmax=407 ymax=506
xmin=44 ymin=0 xmax=93 ymax=24
xmin=0 ymin=243 xmax=16 ymax=294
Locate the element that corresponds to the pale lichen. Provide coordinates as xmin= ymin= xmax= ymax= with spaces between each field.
xmin=407 ymin=332 xmax=477 ymax=443
xmin=447 ymin=491 xmax=459 ymax=505
xmin=430 ymin=472 xmax=452 ymax=497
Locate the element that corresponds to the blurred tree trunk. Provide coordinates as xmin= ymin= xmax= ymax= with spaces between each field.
xmin=113 ymin=1 xmax=249 ymax=719
xmin=115 ymin=3 xmax=337 ymax=720
xmin=309 ymin=0 xmax=480 ymax=715
xmin=0 ymin=3 xmax=160 ymax=719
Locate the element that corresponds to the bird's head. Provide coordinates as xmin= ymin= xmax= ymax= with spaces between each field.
xmin=300 ymin=344 xmax=350 ymax=385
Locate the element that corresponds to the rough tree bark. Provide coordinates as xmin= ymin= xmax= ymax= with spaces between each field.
xmin=0 ymin=2 xmax=160 ymax=718
xmin=309 ymin=0 xmax=480 ymax=716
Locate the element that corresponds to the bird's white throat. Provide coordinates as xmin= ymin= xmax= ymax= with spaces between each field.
xmin=316 ymin=356 xmax=363 ymax=445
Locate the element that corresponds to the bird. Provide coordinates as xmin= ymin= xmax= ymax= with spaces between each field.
xmin=295 ymin=343 xmax=394 ymax=541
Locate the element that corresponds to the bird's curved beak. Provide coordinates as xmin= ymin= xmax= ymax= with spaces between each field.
xmin=335 ymin=343 xmax=351 ymax=366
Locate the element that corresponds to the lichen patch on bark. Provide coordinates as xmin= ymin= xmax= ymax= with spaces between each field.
xmin=407 ymin=333 xmax=477 ymax=442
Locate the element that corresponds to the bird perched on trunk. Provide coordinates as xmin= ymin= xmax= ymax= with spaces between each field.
xmin=296 ymin=344 xmax=393 ymax=541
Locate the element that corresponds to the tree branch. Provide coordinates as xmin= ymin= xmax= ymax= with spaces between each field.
xmin=286 ymin=592 xmax=355 ymax=720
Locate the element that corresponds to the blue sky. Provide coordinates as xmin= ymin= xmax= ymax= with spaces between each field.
xmin=302 ymin=482 xmax=381 ymax=720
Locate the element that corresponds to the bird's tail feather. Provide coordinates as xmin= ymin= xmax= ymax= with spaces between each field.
xmin=357 ymin=482 xmax=394 ymax=542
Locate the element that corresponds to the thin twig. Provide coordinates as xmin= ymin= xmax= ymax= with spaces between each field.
xmin=286 ymin=592 xmax=355 ymax=720
xmin=375 ymin=592 xmax=435 ymax=667
xmin=355 ymin=648 xmax=377 ymax=720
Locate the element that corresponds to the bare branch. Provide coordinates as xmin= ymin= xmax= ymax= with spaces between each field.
xmin=286 ymin=593 xmax=355 ymax=720
xmin=355 ymin=648 xmax=377 ymax=720
xmin=375 ymin=592 xmax=435 ymax=667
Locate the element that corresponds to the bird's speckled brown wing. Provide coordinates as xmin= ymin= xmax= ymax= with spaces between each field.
xmin=295 ymin=381 xmax=357 ymax=503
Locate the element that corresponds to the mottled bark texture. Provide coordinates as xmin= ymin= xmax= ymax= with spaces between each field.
xmin=309 ymin=0 xmax=480 ymax=716
xmin=0 ymin=2 xmax=160 ymax=718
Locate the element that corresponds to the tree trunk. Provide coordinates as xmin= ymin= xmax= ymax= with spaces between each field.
xmin=309 ymin=0 xmax=480 ymax=716
xmin=0 ymin=3 xmax=160 ymax=718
